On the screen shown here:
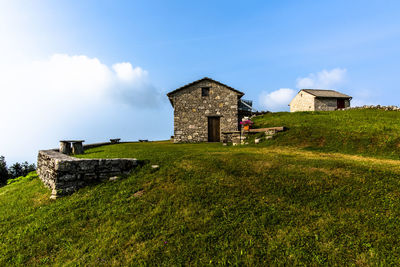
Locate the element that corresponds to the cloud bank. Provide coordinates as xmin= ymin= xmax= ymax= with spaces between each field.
xmin=0 ymin=54 xmax=167 ymax=164
xmin=296 ymin=68 xmax=347 ymax=89
xmin=259 ymin=88 xmax=296 ymax=112
xmin=258 ymin=68 xmax=347 ymax=111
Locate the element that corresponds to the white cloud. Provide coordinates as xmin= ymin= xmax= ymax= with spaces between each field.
xmin=259 ymin=88 xmax=296 ymax=111
xmin=351 ymin=99 xmax=376 ymax=107
xmin=296 ymin=68 xmax=347 ymax=89
xmin=112 ymin=62 xmax=147 ymax=83
xmin=0 ymin=3 xmax=171 ymax=165
xmin=111 ymin=62 xmax=162 ymax=108
xmin=0 ymin=54 xmax=164 ymax=164
xmin=350 ymin=89 xmax=379 ymax=107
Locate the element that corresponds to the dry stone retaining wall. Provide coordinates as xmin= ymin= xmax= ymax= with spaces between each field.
xmin=339 ymin=105 xmax=400 ymax=111
xmin=37 ymin=149 xmax=138 ymax=199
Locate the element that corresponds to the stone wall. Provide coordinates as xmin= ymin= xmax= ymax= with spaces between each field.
xmin=339 ymin=105 xmax=400 ymax=111
xmin=170 ymin=80 xmax=240 ymax=143
xmin=314 ymin=98 xmax=350 ymax=111
xmin=37 ymin=149 xmax=138 ymax=199
xmin=290 ymin=91 xmax=315 ymax=112
xmin=221 ymin=131 xmax=242 ymax=146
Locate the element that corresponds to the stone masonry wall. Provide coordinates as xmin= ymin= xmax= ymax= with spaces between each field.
xmin=290 ymin=91 xmax=315 ymax=112
xmin=37 ymin=150 xmax=138 ymax=199
xmin=171 ymin=80 xmax=240 ymax=143
xmin=339 ymin=105 xmax=400 ymax=111
xmin=315 ymin=98 xmax=350 ymax=111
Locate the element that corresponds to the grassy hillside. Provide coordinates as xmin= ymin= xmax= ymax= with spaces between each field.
xmin=2 ymin=140 xmax=400 ymax=265
xmin=252 ymin=109 xmax=400 ymax=158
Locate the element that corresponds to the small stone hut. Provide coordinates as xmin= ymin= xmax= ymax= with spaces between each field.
xmin=167 ymin=77 xmax=253 ymax=143
xmin=289 ymin=89 xmax=352 ymax=112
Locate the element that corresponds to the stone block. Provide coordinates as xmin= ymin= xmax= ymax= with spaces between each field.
xmin=59 ymin=174 xmax=76 ymax=182
xmin=83 ymin=173 xmax=97 ymax=180
xmin=56 ymin=161 xmax=74 ymax=172
xmin=99 ymin=173 xmax=110 ymax=179
xmin=80 ymin=161 xmax=97 ymax=171
xmin=111 ymin=167 xmax=121 ymax=172
xmin=109 ymin=176 xmax=119 ymax=181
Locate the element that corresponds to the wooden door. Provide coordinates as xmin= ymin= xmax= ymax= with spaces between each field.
xmin=337 ymin=99 xmax=345 ymax=109
xmin=208 ymin=117 xmax=220 ymax=142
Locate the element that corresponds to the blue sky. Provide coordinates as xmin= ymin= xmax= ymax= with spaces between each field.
xmin=1 ymin=0 xmax=400 ymax=164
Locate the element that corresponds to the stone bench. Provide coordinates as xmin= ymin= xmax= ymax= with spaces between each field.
xmin=247 ymin=127 xmax=285 ymax=133
xmin=222 ymin=131 xmax=241 ymax=146
xmin=247 ymin=127 xmax=286 ymax=142
xmin=60 ymin=140 xmax=85 ymax=155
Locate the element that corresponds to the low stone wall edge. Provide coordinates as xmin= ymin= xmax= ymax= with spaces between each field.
xmin=37 ymin=146 xmax=139 ymax=199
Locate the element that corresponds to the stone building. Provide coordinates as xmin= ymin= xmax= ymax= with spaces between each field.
xmin=167 ymin=77 xmax=253 ymax=143
xmin=289 ymin=89 xmax=352 ymax=112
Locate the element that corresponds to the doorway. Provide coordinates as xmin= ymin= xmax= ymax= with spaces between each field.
xmin=208 ymin=116 xmax=220 ymax=142
xmin=337 ymin=99 xmax=345 ymax=109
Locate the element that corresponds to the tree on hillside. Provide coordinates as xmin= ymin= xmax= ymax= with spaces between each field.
xmin=0 ymin=156 xmax=8 ymax=185
xmin=8 ymin=162 xmax=23 ymax=178
xmin=8 ymin=161 xmax=36 ymax=179
xmin=21 ymin=161 xmax=36 ymax=176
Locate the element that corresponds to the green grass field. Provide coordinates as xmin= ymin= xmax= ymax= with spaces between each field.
xmin=1 ymin=109 xmax=400 ymax=265
xmin=253 ymin=109 xmax=400 ymax=158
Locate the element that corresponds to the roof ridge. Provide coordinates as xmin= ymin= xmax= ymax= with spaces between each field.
xmin=166 ymin=77 xmax=244 ymax=97
xmin=302 ymin=89 xmax=338 ymax=91
xmin=301 ymin=89 xmax=351 ymax=98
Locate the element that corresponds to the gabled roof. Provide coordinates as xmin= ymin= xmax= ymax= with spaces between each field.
xmin=166 ymin=77 xmax=245 ymax=97
xmin=301 ymin=89 xmax=352 ymax=99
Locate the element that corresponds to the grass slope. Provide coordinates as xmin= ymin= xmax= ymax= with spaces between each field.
xmin=253 ymin=109 xmax=400 ymax=158
xmin=2 ymin=137 xmax=400 ymax=265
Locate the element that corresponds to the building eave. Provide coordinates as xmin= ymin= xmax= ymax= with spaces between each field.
xmin=166 ymin=77 xmax=245 ymax=99
xmin=300 ymin=89 xmax=352 ymax=99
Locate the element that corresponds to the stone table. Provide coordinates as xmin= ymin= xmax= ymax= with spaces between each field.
xmin=59 ymin=140 xmax=85 ymax=155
